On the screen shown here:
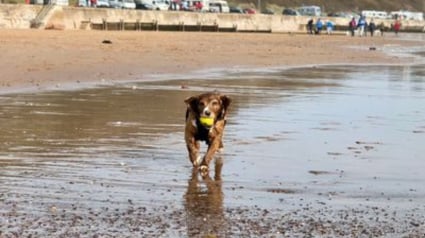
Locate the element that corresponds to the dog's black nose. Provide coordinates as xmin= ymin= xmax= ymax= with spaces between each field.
xmin=205 ymin=110 xmax=211 ymax=116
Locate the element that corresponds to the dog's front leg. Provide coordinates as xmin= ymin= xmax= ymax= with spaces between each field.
xmin=186 ymin=137 xmax=202 ymax=167
xmin=200 ymin=136 xmax=222 ymax=172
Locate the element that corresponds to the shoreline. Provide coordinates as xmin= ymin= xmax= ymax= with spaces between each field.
xmin=3 ymin=60 xmax=425 ymax=96
xmin=3 ymin=61 xmax=424 ymax=96
xmin=0 ymin=29 xmax=424 ymax=95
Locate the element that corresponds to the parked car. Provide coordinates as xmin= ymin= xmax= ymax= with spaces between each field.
xmin=282 ymin=8 xmax=300 ymax=16
xmin=261 ymin=8 xmax=274 ymax=15
xmin=297 ymin=5 xmax=321 ymax=16
xmin=328 ymin=12 xmax=345 ymax=18
xmin=98 ymin=0 xmax=110 ymax=7
xmin=78 ymin=0 xmax=87 ymax=7
xmin=362 ymin=10 xmax=389 ymax=19
xmin=109 ymin=0 xmax=122 ymax=8
xmin=243 ymin=8 xmax=256 ymax=14
xmin=109 ymin=0 xmax=136 ymax=8
xmin=135 ymin=0 xmax=169 ymax=10
xmin=209 ymin=0 xmax=229 ymax=13
xmin=152 ymin=0 xmax=170 ymax=10
xmin=136 ymin=2 xmax=153 ymax=9
xmin=229 ymin=6 xmax=244 ymax=13
xmin=122 ymin=0 xmax=136 ymax=9
xmin=328 ymin=12 xmax=358 ymax=19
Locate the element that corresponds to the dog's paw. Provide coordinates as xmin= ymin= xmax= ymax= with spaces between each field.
xmin=199 ymin=165 xmax=209 ymax=175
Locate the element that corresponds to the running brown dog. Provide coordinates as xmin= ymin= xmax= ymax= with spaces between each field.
xmin=184 ymin=92 xmax=231 ymax=172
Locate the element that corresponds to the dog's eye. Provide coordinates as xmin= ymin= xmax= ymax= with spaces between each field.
xmin=212 ymin=101 xmax=219 ymax=106
xmin=199 ymin=102 xmax=205 ymax=107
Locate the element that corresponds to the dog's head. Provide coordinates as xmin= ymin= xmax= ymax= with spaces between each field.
xmin=185 ymin=92 xmax=231 ymax=122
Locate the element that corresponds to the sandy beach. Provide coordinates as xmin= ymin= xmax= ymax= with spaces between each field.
xmin=1 ymin=30 xmax=425 ymax=237
xmin=0 ymin=29 xmax=422 ymax=91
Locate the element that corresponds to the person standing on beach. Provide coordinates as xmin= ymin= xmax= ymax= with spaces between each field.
xmin=181 ymin=0 xmax=188 ymax=10
xmin=364 ymin=20 xmax=368 ymax=36
xmin=307 ymin=19 xmax=314 ymax=35
xmin=326 ymin=20 xmax=334 ymax=35
xmin=170 ymin=0 xmax=178 ymax=10
xmin=378 ymin=22 xmax=385 ymax=36
xmin=195 ymin=1 xmax=203 ymax=11
xmin=393 ymin=19 xmax=401 ymax=36
xmin=369 ymin=19 xmax=376 ymax=37
xmin=357 ymin=16 xmax=366 ymax=37
xmin=349 ymin=17 xmax=356 ymax=36
xmin=315 ymin=18 xmax=323 ymax=34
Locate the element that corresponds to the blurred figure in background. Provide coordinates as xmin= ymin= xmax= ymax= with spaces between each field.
xmin=368 ymin=18 xmax=376 ymax=36
xmin=349 ymin=17 xmax=356 ymax=36
xmin=357 ymin=15 xmax=366 ymax=37
xmin=326 ymin=19 xmax=334 ymax=35
xmin=378 ymin=22 xmax=385 ymax=36
xmin=393 ymin=19 xmax=401 ymax=35
xmin=315 ymin=18 xmax=323 ymax=34
xmin=307 ymin=18 xmax=314 ymax=35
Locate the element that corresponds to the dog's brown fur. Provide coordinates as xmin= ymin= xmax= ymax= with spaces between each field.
xmin=184 ymin=92 xmax=231 ymax=172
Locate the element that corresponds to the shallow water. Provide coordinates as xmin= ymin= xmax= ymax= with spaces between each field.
xmin=1 ymin=63 xmax=425 ymax=236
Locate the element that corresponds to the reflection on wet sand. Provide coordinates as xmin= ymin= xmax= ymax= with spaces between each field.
xmin=1 ymin=61 xmax=425 ymax=236
xmin=185 ymin=158 xmax=224 ymax=238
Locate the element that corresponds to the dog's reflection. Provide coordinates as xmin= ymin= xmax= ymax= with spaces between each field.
xmin=184 ymin=158 xmax=226 ymax=237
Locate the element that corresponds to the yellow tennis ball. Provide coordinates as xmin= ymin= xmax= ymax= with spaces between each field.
xmin=199 ymin=117 xmax=214 ymax=127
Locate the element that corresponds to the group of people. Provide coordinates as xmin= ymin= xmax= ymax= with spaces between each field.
xmin=307 ymin=15 xmax=403 ymax=37
xmin=348 ymin=16 xmax=402 ymax=37
xmin=307 ymin=18 xmax=335 ymax=35
xmin=172 ymin=0 xmax=204 ymax=11
xmin=348 ymin=16 xmax=385 ymax=37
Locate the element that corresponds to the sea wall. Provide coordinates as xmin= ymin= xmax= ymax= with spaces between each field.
xmin=1 ymin=4 xmax=424 ymax=33
xmin=0 ymin=4 xmax=41 ymax=28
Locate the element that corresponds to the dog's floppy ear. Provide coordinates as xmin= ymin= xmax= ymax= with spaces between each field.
xmin=184 ymin=96 xmax=200 ymax=114
xmin=219 ymin=95 xmax=231 ymax=119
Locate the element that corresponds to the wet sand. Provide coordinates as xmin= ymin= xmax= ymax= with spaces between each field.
xmin=1 ymin=30 xmax=425 ymax=237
